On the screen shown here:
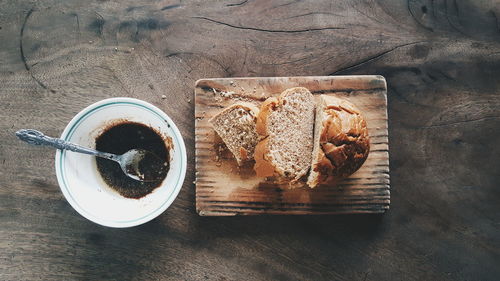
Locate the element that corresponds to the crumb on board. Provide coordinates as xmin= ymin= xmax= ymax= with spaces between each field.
xmin=212 ymin=87 xmax=237 ymax=102
xmin=161 ymin=95 xmax=167 ymax=99
xmin=209 ymin=87 xmax=262 ymax=103
xmin=218 ymin=144 xmax=225 ymax=154
xmin=195 ymin=111 xmax=206 ymax=120
xmin=220 ymin=91 xmax=235 ymax=97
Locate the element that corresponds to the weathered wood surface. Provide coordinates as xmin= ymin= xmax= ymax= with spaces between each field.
xmin=195 ymin=76 xmax=390 ymax=215
xmin=1 ymin=0 xmax=499 ymax=280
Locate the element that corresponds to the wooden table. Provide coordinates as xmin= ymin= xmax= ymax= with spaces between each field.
xmin=1 ymin=1 xmax=499 ymax=280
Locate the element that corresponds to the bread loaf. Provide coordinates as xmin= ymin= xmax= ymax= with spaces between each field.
xmin=307 ymin=95 xmax=370 ymax=188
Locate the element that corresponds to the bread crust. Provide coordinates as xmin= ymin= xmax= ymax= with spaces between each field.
xmin=254 ymin=97 xmax=279 ymax=177
xmin=307 ymin=95 xmax=370 ymax=188
xmin=255 ymin=97 xmax=278 ymax=137
xmin=209 ymin=102 xmax=260 ymax=123
xmin=253 ymin=137 xmax=276 ymax=177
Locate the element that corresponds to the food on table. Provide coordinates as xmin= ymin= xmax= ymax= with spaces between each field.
xmin=210 ymin=87 xmax=370 ymax=188
xmin=307 ymin=95 xmax=370 ymax=188
xmin=209 ymin=102 xmax=260 ymax=166
xmin=254 ymin=87 xmax=315 ymax=182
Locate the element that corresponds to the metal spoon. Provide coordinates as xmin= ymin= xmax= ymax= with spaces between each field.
xmin=15 ymin=129 xmax=167 ymax=182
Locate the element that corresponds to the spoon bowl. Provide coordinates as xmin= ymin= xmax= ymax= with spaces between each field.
xmin=119 ymin=149 xmax=168 ymax=182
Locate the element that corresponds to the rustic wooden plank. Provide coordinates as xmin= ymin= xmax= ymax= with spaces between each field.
xmin=195 ymin=75 xmax=390 ymax=215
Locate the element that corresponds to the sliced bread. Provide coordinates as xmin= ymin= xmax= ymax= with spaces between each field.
xmin=307 ymin=95 xmax=370 ymax=188
xmin=254 ymin=87 xmax=315 ymax=181
xmin=209 ymin=102 xmax=260 ymax=166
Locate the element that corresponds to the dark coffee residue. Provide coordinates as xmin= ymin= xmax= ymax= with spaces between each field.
xmin=125 ymin=149 xmax=168 ymax=182
xmin=95 ymin=121 xmax=170 ymax=199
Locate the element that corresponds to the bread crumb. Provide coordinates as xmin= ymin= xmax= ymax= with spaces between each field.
xmin=188 ymin=98 xmax=191 ymax=103
xmin=161 ymin=95 xmax=167 ymax=99
xmin=221 ymin=91 xmax=235 ymax=98
xmin=211 ymin=87 xmax=235 ymax=99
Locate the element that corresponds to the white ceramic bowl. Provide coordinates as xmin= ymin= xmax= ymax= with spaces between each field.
xmin=55 ymin=98 xmax=187 ymax=228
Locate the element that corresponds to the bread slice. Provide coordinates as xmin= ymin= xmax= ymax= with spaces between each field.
xmin=254 ymin=87 xmax=315 ymax=181
xmin=307 ymin=95 xmax=370 ymax=188
xmin=209 ymin=102 xmax=260 ymax=166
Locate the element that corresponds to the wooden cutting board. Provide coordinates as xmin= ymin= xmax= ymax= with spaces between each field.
xmin=195 ymin=76 xmax=389 ymax=216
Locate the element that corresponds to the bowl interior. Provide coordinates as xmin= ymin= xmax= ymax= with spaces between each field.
xmin=56 ymin=99 xmax=186 ymax=227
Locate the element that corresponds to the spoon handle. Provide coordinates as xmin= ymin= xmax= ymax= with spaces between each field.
xmin=15 ymin=129 xmax=118 ymax=161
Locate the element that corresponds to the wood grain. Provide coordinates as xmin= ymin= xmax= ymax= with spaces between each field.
xmin=195 ymin=76 xmax=389 ymax=215
xmin=1 ymin=0 xmax=500 ymax=280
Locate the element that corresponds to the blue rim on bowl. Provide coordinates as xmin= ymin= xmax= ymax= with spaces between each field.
xmin=55 ymin=97 xmax=187 ymax=228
